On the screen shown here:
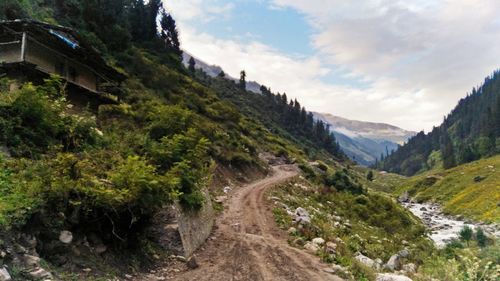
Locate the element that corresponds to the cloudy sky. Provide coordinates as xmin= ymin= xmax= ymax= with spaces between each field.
xmin=165 ymin=0 xmax=500 ymax=132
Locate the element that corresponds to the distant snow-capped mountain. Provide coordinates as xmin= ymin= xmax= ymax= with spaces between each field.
xmin=182 ymin=52 xmax=262 ymax=94
xmin=314 ymin=113 xmax=416 ymax=166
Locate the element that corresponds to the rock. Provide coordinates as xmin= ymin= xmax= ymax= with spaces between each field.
xmin=334 ymin=237 xmax=344 ymax=244
xmin=402 ymin=240 xmax=409 ymax=246
xmin=311 ymin=237 xmax=325 ymax=246
xmin=398 ymin=191 xmax=409 ymax=203
xmin=223 ymin=186 xmax=232 ymax=193
xmin=187 ymin=256 xmax=199 ymax=269
xmin=175 ymin=255 xmax=187 ymax=262
xmin=402 ymin=263 xmax=417 ymax=274
xmin=23 ymin=254 xmax=41 ymax=268
xmin=59 ymin=230 xmax=73 ymax=244
xmin=294 ymin=207 xmax=311 ymax=225
xmin=374 ymin=258 xmax=383 ymax=270
xmin=473 ymin=175 xmax=486 ymax=182
xmin=331 ymin=264 xmax=348 ymax=273
xmin=214 ymin=196 xmax=228 ymax=203
xmin=0 ymin=267 xmax=11 ymax=281
xmin=29 ymin=268 xmax=53 ymax=280
xmin=125 ymin=274 xmax=133 ymax=279
xmin=385 ymin=254 xmax=402 ymax=271
xmin=326 ymin=242 xmax=337 ymax=254
xmin=354 ymin=253 xmax=376 ymax=268
xmin=376 ymin=273 xmax=413 ymax=281
xmin=398 ymin=249 xmax=410 ymax=258
xmin=420 ymin=207 xmax=427 ymax=211
xmin=287 ymin=227 xmax=297 ymax=235
xmin=303 ymin=242 xmax=319 ymax=254
xmin=94 ymin=244 xmax=107 ymax=254
xmin=82 ymin=268 xmax=92 ymax=272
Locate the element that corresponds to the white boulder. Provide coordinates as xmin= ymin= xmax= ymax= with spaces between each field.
xmin=59 ymin=230 xmax=73 ymax=244
xmin=303 ymin=242 xmax=319 ymax=254
xmin=385 ymin=254 xmax=402 ymax=271
xmin=354 ymin=253 xmax=376 ymax=268
xmin=0 ymin=267 xmax=11 ymax=281
xmin=311 ymin=237 xmax=325 ymax=246
xmin=376 ymin=273 xmax=413 ymax=281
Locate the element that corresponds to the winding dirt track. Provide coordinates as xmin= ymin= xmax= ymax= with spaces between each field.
xmin=172 ymin=165 xmax=342 ymax=281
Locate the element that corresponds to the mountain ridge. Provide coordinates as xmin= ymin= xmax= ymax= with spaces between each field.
xmin=314 ymin=112 xmax=416 ymax=165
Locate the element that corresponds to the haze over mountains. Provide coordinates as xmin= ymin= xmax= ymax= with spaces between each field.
xmin=183 ymin=52 xmax=416 ymax=166
xmin=314 ymin=113 xmax=416 ymax=166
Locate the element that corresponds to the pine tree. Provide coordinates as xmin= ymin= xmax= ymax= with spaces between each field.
xmin=239 ymin=70 xmax=246 ymax=90
xmin=160 ymin=10 xmax=181 ymax=57
xmin=217 ymin=70 xmax=225 ymax=78
xmin=188 ymin=56 xmax=196 ymax=73
xmin=441 ymin=130 xmax=456 ymax=169
xmin=366 ymin=170 xmax=374 ymax=181
xmin=146 ymin=0 xmax=162 ymax=39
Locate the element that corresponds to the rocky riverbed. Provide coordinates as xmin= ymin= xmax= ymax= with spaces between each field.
xmin=402 ymin=201 xmax=500 ymax=247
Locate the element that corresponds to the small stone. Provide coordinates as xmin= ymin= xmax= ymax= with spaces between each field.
xmin=355 ymin=253 xmax=376 ymax=268
xmin=385 ymin=254 xmax=402 ymax=271
xmin=376 ymin=273 xmax=413 ymax=281
xmin=175 ymin=255 xmax=187 ymax=262
xmin=331 ymin=264 xmax=348 ymax=273
xmin=29 ymin=268 xmax=53 ymax=280
xmin=402 ymin=263 xmax=417 ymax=274
xmin=311 ymin=237 xmax=325 ymax=246
xmin=398 ymin=249 xmax=410 ymax=258
xmin=187 ymin=257 xmax=199 ymax=269
xmin=287 ymin=227 xmax=297 ymax=235
xmin=223 ymin=186 xmax=232 ymax=193
xmin=23 ymin=254 xmax=41 ymax=268
xmin=59 ymin=230 xmax=73 ymax=244
xmin=0 ymin=267 xmax=11 ymax=281
xmin=125 ymin=274 xmax=133 ymax=279
xmin=326 ymin=242 xmax=337 ymax=254
xmin=82 ymin=268 xmax=92 ymax=272
xmin=214 ymin=196 xmax=228 ymax=203
xmin=303 ymin=242 xmax=320 ymax=254
xmin=95 ymin=244 xmax=107 ymax=254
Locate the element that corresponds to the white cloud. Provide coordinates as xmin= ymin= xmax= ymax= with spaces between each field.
xmin=166 ymin=0 xmax=500 ymax=132
xmin=164 ymin=0 xmax=234 ymax=22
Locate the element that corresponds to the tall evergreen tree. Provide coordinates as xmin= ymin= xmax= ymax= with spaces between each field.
xmin=239 ymin=70 xmax=246 ymax=90
xmin=441 ymin=130 xmax=456 ymax=169
xmin=188 ymin=56 xmax=196 ymax=73
xmin=160 ymin=9 xmax=181 ymax=57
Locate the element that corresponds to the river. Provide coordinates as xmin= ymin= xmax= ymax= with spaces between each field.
xmin=402 ymin=202 xmax=500 ymax=247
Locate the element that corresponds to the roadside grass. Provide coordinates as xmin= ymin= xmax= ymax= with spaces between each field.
xmin=269 ymin=175 xmax=434 ymax=280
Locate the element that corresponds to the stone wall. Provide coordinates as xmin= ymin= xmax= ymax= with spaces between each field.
xmin=177 ymin=188 xmax=215 ymax=257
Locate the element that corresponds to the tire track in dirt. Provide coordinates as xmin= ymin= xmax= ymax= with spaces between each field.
xmin=150 ymin=165 xmax=343 ymax=281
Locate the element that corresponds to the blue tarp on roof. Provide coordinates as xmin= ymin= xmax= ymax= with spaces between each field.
xmin=49 ymin=29 xmax=79 ymax=49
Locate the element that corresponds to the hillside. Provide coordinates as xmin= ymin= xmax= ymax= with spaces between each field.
xmin=315 ymin=113 xmax=416 ymax=165
xmin=0 ymin=1 xmax=499 ymax=281
xmin=394 ymin=155 xmax=500 ymax=223
xmin=379 ymin=71 xmax=500 ymax=176
xmin=182 ymin=52 xmax=262 ymax=94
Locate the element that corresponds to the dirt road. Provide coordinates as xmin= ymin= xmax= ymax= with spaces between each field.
xmin=168 ymin=165 xmax=342 ymax=281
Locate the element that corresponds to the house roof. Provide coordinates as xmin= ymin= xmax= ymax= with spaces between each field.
xmin=0 ymin=19 xmax=126 ymax=82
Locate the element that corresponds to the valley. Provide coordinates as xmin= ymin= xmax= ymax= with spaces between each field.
xmin=0 ymin=1 xmax=499 ymax=281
